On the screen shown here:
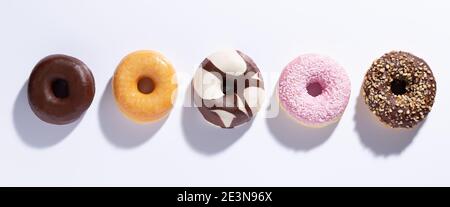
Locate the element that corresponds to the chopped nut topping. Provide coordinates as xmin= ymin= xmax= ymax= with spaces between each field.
xmin=362 ymin=51 xmax=436 ymax=128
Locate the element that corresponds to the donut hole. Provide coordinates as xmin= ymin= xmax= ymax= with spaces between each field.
xmin=390 ymin=78 xmax=407 ymax=95
xmin=137 ymin=77 xmax=155 ymax=94
xmin=51 ymin=78 xmax=69 ymax=99
xmin=307 ymin=81 xmax=323 ymax=97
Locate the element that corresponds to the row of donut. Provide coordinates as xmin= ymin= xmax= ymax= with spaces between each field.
xmin=27 ymin=49 xmax=436 ymax=129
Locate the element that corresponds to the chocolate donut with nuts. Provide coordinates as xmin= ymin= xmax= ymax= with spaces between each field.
xmin=362 ymin=51 xmax=436 ymax=128
xmin=192 ymin=49 xmax=265 ymax=128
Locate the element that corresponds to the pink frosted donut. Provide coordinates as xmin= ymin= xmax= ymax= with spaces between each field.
xmin=278 ymin=54 xmax=351 ymax=127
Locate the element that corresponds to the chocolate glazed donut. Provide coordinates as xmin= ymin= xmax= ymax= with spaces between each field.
xmin=192 ymin=49 xmax=265 ymax=128
xmin=28 ymin=54 xmax=95 ymax=125
xmin=363 ymin=51 xmax=436 ymax=128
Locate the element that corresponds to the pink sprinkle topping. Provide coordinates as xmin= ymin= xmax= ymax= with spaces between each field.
xmin=278 ymin=54 xmax=351 ymax=127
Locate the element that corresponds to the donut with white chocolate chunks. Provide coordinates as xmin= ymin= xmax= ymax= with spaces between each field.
xmin=192 ymin=49 xmax=265 ymax=128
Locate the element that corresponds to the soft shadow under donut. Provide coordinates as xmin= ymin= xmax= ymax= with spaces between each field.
xmin=98 ymin=78 xmax=166 ymax=149
xmin=13 ymin=82 xmax=79 ymax=148
xmin=266 ymin=90 xmax=337 ymax=151
xmin=181 ymin=86 xmax=250 ymax=155
xmin=354 ymin=93 xmax=423 ymax=157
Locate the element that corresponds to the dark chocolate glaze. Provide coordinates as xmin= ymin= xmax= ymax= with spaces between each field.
xmin=363 ymin=51 xmax=436 ymax=128
xmin=27 ymin=54 xmax=95 ymax=125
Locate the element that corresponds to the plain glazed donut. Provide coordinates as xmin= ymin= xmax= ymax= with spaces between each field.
xmin=278 ymin=54 xmax=351 ymax=127
xmin=192 ymin=49 xmax=265 ymax=128
xmin=28 ymin=54 xmax=95 ymax=125
xmin=113 ymin=50 xmax=177 ymax=123
xmin=363 ymin=51 xmax=436 ymax=128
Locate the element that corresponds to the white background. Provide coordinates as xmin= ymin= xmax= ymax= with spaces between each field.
xmin=1 ymin=0 xmax=449 ymax=187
